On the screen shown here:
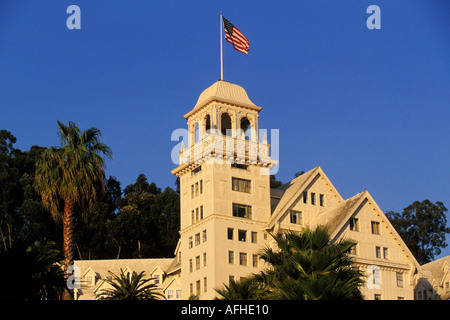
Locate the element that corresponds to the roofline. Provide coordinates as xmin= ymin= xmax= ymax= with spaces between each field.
xmin=329 ymin=190 xmax=421 ymax=271
xmin=184 ymin=97 xmax=262 ymax=119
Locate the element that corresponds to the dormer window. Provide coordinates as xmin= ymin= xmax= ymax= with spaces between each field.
xmin=154 ymin=274 xmax=161 ymax=285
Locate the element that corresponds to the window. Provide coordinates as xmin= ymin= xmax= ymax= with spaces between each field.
xmin=374 ymin=294 xmax=382 ymax=300
xmin=191 ymin=210 xmax=195 ymax=224
xmin=202 ymin=229 xmax=207 ymax=242
xmin=446 ymin=282 xmax=449 ymax=293
xmin=396 ymin=273 xmax=404 ymax=288
xmin=376 ymin=246 xmax=389 ymax=259
xmin=189 ymin=259 xmax=193 ymax=273
xmin=233 ymin=203 xmax=252 ymax=219
xmin=195 ymin=233 xmax=200 ymax=246
xmin=290 ymin=210 xmax=302 ymax=225
xmin=195 ymin=182 xmax=199 ymax=197
xmin=376 ymin=246 xmax=381 ymax=258
xmin=228 ymin=251 xmax=234 ymax=264
xmin=200 ymin=180 xmax=203 ymax=194
xmin=192 ymin=166 xmax=202 ymax=175
xmin=303 ymin=191 xmax=308 ymax=204
xmin=200 ymin=205 xmax=203 ymax=220
xmin=204 ymin=277 xmax=207 ymax=293
xmin=196 ymin=280 xmax=201 ymax=295
xmin=176 ymin=290 xmax=182 ymax=299
xmin=383 ymin=247 xmax=389 ymax=259
xmin=191 ymin=185 xmax=194 ymax=199
xmin=373 ymin=268 xmax=381 ymax=286
xmin=86 ymin=275 xmax=93 ymax=286
xmin=238 ymin=229 xmax=247 ymax=242
xmin=311 ymin=192 xmax=316 ymax=205
xmin=195 ymin=256 xmax=200 ymax=270
xmin=349 ymin=243 xmax=357 ymax=255
xmin=167 ymin=289 xmax=174 ymax=299
xmin=190 ymin=283 xmax=193 ymax=296
xmin=195 ymin=208 xmax=199 ymax=222
xmin=227 ymin=228 xmax=234 ymax=240
xmin=229 ymin=275 xmax=235 ymax=283
xmin=371 ymin=221 xmax=381 ymax=235
xmin=252 ymin=254 xmax=259 ymax=267
xmin=397 ymin=296 xmax=404 ymax=300
xmin=189 ymin=237 xmax=193 ymax=249
xmin=251 ymin=231 xmax=258 ymax=244
xmin=203 ymin=252 xmax=207 ymax=267
xmin=154 ymin=274 xmax=160 ymax=284
xmin=349 ymin=218 xmax=359 ymax=231
xmin=239 ymin=252 xmax=247 ymax=266
xmin=417 ymin=291 xmax=422 ymax=300
xmin=231 ymin=163 xmax=248 ymax=170
xmin=319 ymin=194 xmax=325 ymax=207
xmin=232 ymin=177 xmax=251 ymax=193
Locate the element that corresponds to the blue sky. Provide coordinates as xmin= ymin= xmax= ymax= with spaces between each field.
xmin=1 ymin=1 xmax=449 ymax=258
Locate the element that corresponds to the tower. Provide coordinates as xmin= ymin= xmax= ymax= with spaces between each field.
xmin=171 ymin=80 xmax=276 ymax=299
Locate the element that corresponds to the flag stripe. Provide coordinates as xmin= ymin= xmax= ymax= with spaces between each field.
xmin=223 ymin=16 xmax=250 ymax=54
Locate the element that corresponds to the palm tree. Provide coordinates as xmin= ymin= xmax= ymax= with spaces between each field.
xmin=215 ymin=278 xmax=268 ymax=300
xmin=35 ymin=121 xmax=112 ymax=299
xmin=96 ymin=269 xmax=166 ymax=300
xmin=256 ymin=226 xmax=365 ymax=300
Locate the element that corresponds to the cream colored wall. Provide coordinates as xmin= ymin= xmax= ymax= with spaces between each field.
xmin=335 ymin=200 xmax=416 ymax=300
xmin=179 ymin=160 xmax=272 ymax=299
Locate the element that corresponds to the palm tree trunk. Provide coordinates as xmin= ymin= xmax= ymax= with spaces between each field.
xmin=63 ymin=198 xmax=75 ymax=300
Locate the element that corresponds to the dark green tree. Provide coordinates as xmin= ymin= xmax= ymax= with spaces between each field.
xmin=255 ymin=226 xmax=365 ymax=300
xmin=107 ymin=174 xmax=179 ymax=259
xmin=386 ymin=200 xmax=450 ymax=264
xmin=95 ymin=268 xmax=165 ymax=300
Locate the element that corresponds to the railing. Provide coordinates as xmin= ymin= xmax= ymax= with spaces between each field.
xmin=179 ymin=132 xmax=271 ymax=166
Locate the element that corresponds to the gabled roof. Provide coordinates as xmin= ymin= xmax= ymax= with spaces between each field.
xmin=265 ymin=166 xmax=343 ymax=230
xmin=421 ymin=256 xmax=450 ymax=284
xmin=319 ymin=190 xmax=421 ymax=270
xmin=317 ymin=191 xmax=366 ymax=237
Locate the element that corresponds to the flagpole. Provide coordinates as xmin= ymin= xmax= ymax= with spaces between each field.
xmin=220 ymin=11 xmax=223 ymax=80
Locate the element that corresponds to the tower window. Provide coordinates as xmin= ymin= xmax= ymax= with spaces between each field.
xmin=221 ymin=112 xmax=232 ymax=136
xmin=227 ymin=228 xmax=234 ymax=240
xmin=240 ymin=117 xmax=251 ymax=140
xmin=232 ymin=177 xmax=251 ymax=193
xmin=205 ymin=114 xmax=211 ymax=134
xmin=238 ymin=229 xmax=247 ymax=242
xmin=251 ymin=231 xmax=258 ymax=243
xmin=233 ymin=203 xmax=252 ymax=219
xmin=228 ymin=251 xmax=234 ymax=264
xmin=239 ymin=252 xmax=247 ymax=266
xmin=231 ymin=163 xmax=248 ymax=170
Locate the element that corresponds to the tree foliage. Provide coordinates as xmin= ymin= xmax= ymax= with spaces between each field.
xmin=96 ymin=268 xmax=165 ymax=300
xmin=216 ymin=226 xmax=365 ymax=300
xmin=386 ymin=200 xmax=450 ymax=265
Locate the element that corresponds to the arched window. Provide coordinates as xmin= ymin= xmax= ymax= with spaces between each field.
xmin=194 ymin=122 xmax=200 ymax=143
xmin=240 ymin=117 xmax=251 ymax=140
xmin=204 ymin=114 xmax=211 ymax=135
xmin=221 ymin=113 xmax=232 ymax=136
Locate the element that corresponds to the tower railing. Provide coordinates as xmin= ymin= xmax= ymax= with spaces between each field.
xmin=179 ymin=130 xmax=271 ymax=166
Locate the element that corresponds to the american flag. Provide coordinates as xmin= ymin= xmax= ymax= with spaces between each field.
xmin=223 ymin=16 xmax=250 ymax=55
